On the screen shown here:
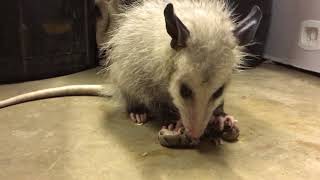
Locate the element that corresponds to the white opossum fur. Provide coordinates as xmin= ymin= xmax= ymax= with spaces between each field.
xmin=102 ymin=0 xmax=253 ymax=138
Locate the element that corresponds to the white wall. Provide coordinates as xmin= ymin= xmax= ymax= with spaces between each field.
xmin=264 ymin=0 xmax=320 ymax=72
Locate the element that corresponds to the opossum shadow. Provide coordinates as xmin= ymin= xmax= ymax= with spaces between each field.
xmin=99 ymin=101 xmax=284 ymax=179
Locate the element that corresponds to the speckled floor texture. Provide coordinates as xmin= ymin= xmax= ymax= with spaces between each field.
xmin=0 ymin=63 xmax=319 ymax=180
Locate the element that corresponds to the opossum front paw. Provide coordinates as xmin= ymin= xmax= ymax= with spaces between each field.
xmin=206 ymin=115 xmax=240 ymax=142
xmin=220 ymin=115 xmax=240 ymax=142
xmin=209 ymin=115 xmax=238 ymax=130
xmin=129 ymin=113 xmax=148 ymax=125
xmin=128 ymin=103 xmax=149 ymax=125
xmin=158 ymin=121 xmax=200 ymax=148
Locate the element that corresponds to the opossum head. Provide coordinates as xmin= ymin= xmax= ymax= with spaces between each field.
xmin=165 ymin=3 xmax=262 ymax=138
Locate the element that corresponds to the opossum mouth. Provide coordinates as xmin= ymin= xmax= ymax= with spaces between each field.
xmin=163 ymin=103 xmax=223 ymax=135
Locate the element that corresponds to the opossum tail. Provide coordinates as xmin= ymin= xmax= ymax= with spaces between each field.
xmin=0 ymin=85 xmax=113 ymax=109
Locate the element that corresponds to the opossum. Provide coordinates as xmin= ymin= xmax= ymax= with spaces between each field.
xmin=103 ymin=0 xmax=262 ymax=139
xmin=0 ymin=0 xmax=262 ymax=142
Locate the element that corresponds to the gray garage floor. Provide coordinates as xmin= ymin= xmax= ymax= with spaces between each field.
xmin=0 ymin=63 xmax=319 ymax=180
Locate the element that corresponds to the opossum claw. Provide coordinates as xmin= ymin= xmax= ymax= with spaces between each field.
xmin=224 ymin=115 xmax=238 ymax=128
xmin=130 ymin=113 xmax=136 ymax=123
xmin=130 ymin=113 xmax=148 ymax=125
xmin=136 ymin=114 xmax=141 ymax=123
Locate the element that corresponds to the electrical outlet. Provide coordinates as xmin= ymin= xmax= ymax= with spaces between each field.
xmin=299 ymin=20 xmax=320 ymax=50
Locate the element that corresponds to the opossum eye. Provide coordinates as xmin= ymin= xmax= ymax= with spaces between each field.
xmin=211 ymin=85 xmax=224 ymax=100
xmin=180 ymin=83 xmax=193 ymax=99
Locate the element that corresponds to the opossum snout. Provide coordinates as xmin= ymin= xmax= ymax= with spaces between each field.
xmin=177 ymin=99 xmax=212 ymax=139
xmin=183 ymin=115 xmax=209 ymax=139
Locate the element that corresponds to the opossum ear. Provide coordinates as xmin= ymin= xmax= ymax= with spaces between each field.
xmin=164 ymin=3 xmax=190 ymax=50
xmin=233 ymin=5 xmax=262 ymax=46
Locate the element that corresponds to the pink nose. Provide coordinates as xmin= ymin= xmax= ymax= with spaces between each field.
xmin=187 ymin=128 xmax=202 ymax=139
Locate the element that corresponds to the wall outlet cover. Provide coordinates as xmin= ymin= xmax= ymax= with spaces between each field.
xmin=299 ymin=20 xmax=320 ymax=50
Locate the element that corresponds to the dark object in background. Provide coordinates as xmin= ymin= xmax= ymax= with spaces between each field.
xmin=0 ymin=0 xmax=97 ymax=83
xmin=229 ymin=0 xmax=273 ymax=67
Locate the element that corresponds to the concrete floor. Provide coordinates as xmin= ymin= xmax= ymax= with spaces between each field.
xmin=0 ymin=63 xmax=319 ymax=180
